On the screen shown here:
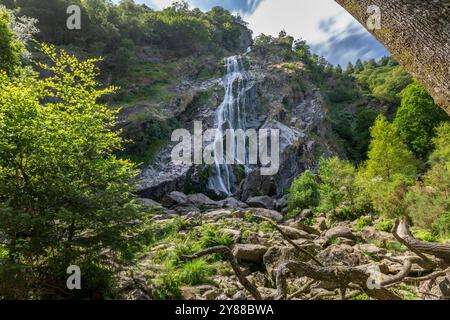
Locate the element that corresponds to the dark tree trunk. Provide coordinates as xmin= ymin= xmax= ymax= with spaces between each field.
xmin=335 ymin=0 xmax=450 ymax=114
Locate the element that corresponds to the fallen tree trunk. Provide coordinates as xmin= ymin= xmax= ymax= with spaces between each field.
xmin=394 ymin=218 xmax=450 ymax=264
xmin=335 ymin=0 xmax=450 ymax=114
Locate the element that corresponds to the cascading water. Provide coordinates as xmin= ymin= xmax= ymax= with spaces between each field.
xmin=208 ymin=56 xmax=254 ymax=195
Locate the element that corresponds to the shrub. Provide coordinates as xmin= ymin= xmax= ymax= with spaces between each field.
xmin=375 ymin=219 xmax=394 ymax=232
xmin=287 ymin=170 xmax=319 ymax=216
xmin=355 ymin=216 xmax=372 ymax=230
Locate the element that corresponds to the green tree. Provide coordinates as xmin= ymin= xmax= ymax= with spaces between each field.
xmin=405 ymin=123 xmax=450 ymax=238
xmin=364 ymin=115 xmax=417 ymax=180
xmin=358 ymin=115 xmax=417 ymax=217
xmin=0 ymin=8 xmax=24 ymax=75
xmin=394 ymin=82 xmax=449 ymax=158
xmin=354 ymin=59 xmax=364 ymax=73
xmin=287 ymin=170 xmax=319 ymax=217
xmin=0 ymin=44 xmax=142 ymax=298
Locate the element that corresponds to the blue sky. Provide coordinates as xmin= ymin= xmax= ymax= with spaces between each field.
xmin=121 ymin=0 xmax=390 ymax=66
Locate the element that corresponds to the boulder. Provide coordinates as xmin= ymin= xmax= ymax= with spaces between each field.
xmin=246 ymin=196 xmax=276 ymax=210
xmin=238 ymin=169 xmax=276 ymax=202
xmin=248 ymin=208 xmax=283 ymax=222
xmin=359 ymin=226 xmax=395 ymax=243
xmin=222 ymin=229 xmax=241 ymax=242
xmin=203 ymin=209 xmax=234 ymax=221
xmin=279 ymin=226 xmax=311 ymax=240
xmin=324 ymin=226 xmax=354 ymax=243
xmin=187 ymin=193 xmax=220 ymax=209
xmin=161 ymin=191 xmax=189 ymax=207
xmin=173 ymin=204 xmax=201 ymax=215
xmin=232 ymin=244 xmax=268 ymax=263
xmin=315 ymin=217 xmax=328 ymax=231
xmin=317 ymin=244 xmax=365 ymax=267
xmin=296 ymin=209 xmax=313 ymax=221
xmin=218 ymin=197 xmax=249 ymax=209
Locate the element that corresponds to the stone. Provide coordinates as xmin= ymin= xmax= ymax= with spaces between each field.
xmin=279 ymin=225 xmax=311 ymax=240
xmin=238 ymin=169 xmax=276 ymax=202
xmin=187 ymin=193 xmax=220 ymax=209
xmin=222 ymin=229 xmax=241 ymax=242
xmin=232 ymin=244 xmax=268 ymax=263
xmin=359 ymin=226 xmax=395 ymax=243
xmin=218 ymin=197 xmax=249 ymax=209
xmin=161 ymin=191 xmax=189 ymax=207
xmin=248 ymin=208 xmax=283 ymax=222
xmin=317 ymin=244 xmax=365 ymax=267
xmin=173 ymin=204 xmax=201 ymax=216
xmin=203 ymin=209 xmax=233 ymax=221
xmin=316 ymin=217 xmax=328 ymax=231
xmin=324 ymin=226 xmax=354 ymax=242
xmin=296 ymin=209 xmax=313 ymax=221
xmin=246 ymin=196 xmax=276 ymax=210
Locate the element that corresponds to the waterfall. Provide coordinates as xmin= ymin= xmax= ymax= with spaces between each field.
xmin=208 ymin=56 xmax=253 ymax=195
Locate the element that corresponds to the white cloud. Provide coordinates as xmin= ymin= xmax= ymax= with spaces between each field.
xmin=245 ymin=0 xmax=355 ymax=45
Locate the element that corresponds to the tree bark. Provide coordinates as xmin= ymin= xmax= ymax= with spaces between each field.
xmin=335 ymin=0 xmax=450 ymax=114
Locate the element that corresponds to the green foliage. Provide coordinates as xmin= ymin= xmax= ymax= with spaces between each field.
xmin=0 ymin=8 xmax=24 ymax=75
xmin=317 ymin=157 xmax=368 ymax=214
xmin=375 ymin=219 xmax=394 ymax=232
xmin=363 ymin=115 xmax=417 ymax=181
xmin=197 ymin=225 xmax=234 ymax=249
xmin=412 ymin=229 xmax=438 ymax=243
xmin=354 ymin=61 xmax=412 ymax=104
xmin=405 ymin=124 xmax=450 ymax=238
xmin=358 ymin=115 xmax=417 ymax=217
xmin=394 ymin=82 xmax=449 ymax=158
xmin=354 ymin=216 xmax=372 ymax=231
xmin=178 ymin=259 xmax=215 ymax=285
xmin=0 ymin=44 xmax=143 ymax=299
xmin=287 ymin=170 xmax=319 ymax=216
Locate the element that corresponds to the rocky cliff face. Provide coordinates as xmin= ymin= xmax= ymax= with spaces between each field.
xmin=134 ymin=39 xmax=338 ymax=201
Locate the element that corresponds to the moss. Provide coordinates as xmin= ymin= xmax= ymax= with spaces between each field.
xmin=375 ymin=219 xmax=394 ymax=232
xmin=355 ymin=216 xmax=372 ymax=231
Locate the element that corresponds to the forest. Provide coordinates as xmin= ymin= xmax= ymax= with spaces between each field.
xmin=0 ymin=0 xmax=448 ymax=301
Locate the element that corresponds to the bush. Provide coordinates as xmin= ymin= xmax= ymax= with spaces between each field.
xmin=0 ymin=44 xmax=143 ymax=298
xmin=375 ymin=219 xmax=394 ymax=232
xmin=287 ymin=170 xmax=319 ymax=216
xmin=355 ymin=216 xmax=372 ymax=231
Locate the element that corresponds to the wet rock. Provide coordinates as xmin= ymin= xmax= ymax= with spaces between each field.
xmin=173 ymin=204 xmax=201 ymax=215
xmin=246 ymin=196 xmax=276 ymax=210
xmin=232 ymin=244 xmax=268 ymax=263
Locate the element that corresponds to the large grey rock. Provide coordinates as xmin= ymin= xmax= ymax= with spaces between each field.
xmin=317 ymin=244 xmax=365 ymax=267
xmin=248 ymin=208 xmax=283 ymax=222
xmin=324 ymin=226 xmax=354 ymax=242
xmin=246 ymin=196 xmax=276 ymax=210
xmin=218 ymin=197 xmax=249 ymax=209
xmin=187 ymin=193 xmax=220 ymax=209
xmin=238 ymin=169 xmax=276 ymax=202
xmin=161 ymin=191 xmax=189 ymax=207
xmin=359 ymin=226 xmax=395 ymax=243
xmin=232 ymin=244 xmax=268 ymax=263
xmin=279 ymin=226 xmax=311 ymax=240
